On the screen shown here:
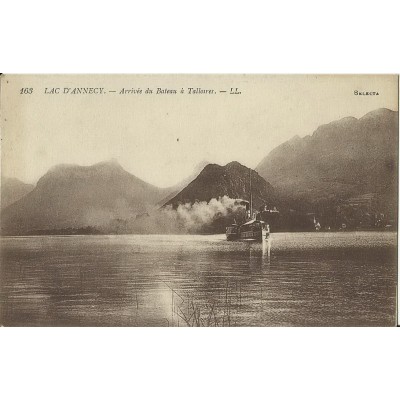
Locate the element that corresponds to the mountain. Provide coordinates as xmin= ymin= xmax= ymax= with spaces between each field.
xmin=1 ymin=177 xmax=34 ymax=209
xmin=156 ymin=160 xmax=210 ymax=206
xmin=1 ymin=160 xmax=170 ymax=235
xmin=164 ymin=161 xmax=275 ymax=209
xmin=256 ymin=108 xmax=398 ymax=208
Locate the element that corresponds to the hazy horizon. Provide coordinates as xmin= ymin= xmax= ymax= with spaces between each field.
xmin=1 ymin=75 xmax=398 ymax=187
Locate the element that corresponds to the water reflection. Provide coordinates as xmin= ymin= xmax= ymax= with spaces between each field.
xmin=0 ymin=233 xmax=397 ymax=326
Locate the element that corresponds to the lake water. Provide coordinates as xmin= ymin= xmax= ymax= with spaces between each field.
xmin=0 ymin=232 xmax=397 ymax=327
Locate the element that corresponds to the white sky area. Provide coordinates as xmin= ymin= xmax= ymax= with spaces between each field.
xmin=1 ymin=74 xmax=398 ymax=188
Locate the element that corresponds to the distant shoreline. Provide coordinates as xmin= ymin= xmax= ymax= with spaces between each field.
xmin=1 ymin=228 xmax=397 ymax=238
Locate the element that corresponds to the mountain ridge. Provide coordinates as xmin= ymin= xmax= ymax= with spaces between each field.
xmin=164 ymin=161 xmax=275 ymax=210
xmin=1 ymin=177 xmax=35 ymax=210
xmin=1 ymin=107 xmax=397 ymax=234
xmin=156 ymin=160 xmax=210 ymax=206
xmin=256 ymin=108 xmax=398 ymax=209
xmin=1 ymin=161 xmax=171 ymax=235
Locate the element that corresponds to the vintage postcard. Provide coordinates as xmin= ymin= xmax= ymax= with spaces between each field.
xmin=0 ymin=74 xmax=398 ymax=326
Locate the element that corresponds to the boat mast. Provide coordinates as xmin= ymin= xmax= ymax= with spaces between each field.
xmin=249 ymin=168 xmax=253 ymax=218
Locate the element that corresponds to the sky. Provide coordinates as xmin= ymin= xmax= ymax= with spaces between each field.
xmin=1 ymin=74 xmax=398 ymax=188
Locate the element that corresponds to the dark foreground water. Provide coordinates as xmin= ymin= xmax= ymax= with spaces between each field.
xmin=0 ymin=232 xmax=397 ymax=326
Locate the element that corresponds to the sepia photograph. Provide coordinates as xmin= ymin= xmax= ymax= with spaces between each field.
xmin=0 ymin=74 xmax=398 ymax=327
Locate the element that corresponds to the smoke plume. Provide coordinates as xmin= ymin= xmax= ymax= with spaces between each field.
xmin=106 ymin=196 xmax=247 ymax=234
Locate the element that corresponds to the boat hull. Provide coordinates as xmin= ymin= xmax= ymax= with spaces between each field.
xmin=226 ymin=233 xmax=239 ymax=241
xmin=226 ymin=228 xmax=268 ymax=242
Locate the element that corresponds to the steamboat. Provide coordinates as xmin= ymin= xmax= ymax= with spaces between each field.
xmin=226 ymin=170 xmax=273 ymax=242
